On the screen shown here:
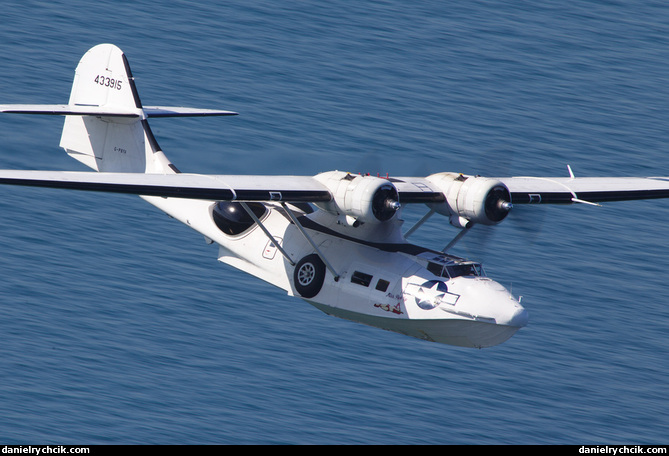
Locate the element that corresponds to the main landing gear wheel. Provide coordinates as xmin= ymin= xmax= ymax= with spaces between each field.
xmin=294 ymin=254 xmax=326 ymax=298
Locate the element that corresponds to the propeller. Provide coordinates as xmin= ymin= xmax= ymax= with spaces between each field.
xmin=372 ymin=183 xmax=401 ymax=221
xmin=353 ymin=148 xmax=540 ymax=254
xmin=449 ymin=150 xmax=544 ymax=257
xmin=484 ymin=184 xmax=513 ymax=222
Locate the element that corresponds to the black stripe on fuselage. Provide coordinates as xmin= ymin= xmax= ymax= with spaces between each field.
xmin=296 ymin=215 xmax=436 ymax=256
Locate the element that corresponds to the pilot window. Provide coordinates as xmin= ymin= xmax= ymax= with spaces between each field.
xmin=427 ymin=261 xmax=483 ymax=279
xmin=427 ymin=262 xmax=444 ymax=277
xmin=351 ymin=271 xmax=373 ymax=287
xmin=212 ymin=201 xmax=268 ymax=236
xmin=447 ymin=264 xmax=483 ymax=278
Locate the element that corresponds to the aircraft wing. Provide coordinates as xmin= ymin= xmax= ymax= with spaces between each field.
xmin=0 ymin=169 xmax=457 ymax=205
xmin=498 ymin=176 xmax=669 ymax=205
xmin=0 ymin=170 xmax=332 ymax=202
xmin=1 ymin=169 xmax=669 ymax=210
xmin=389 ymin=174 xmax=669 ymax=206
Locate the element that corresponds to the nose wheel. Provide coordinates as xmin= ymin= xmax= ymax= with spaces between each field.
xmin=294 ymin=254 xmax=326 ymax=298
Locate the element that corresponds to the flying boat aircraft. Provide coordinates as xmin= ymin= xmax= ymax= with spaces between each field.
xmin=2 ymin=44 xmax=669 ymax=348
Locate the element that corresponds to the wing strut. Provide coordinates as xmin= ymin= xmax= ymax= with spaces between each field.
xmin=239 ymin=202 xmax=295 ymax=266
xmin=442 ymin=224 xmax=474 ymax=253
xmin=404 ymin=208 xmax=436 ymax=238
xmin=280 ymin=203 xmax=340 ymax=281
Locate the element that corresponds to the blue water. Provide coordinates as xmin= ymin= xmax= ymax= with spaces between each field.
xmin=0 ymin=0 xmax=667 ymax=444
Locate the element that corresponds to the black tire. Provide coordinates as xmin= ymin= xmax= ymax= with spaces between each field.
xmin=293 ymin=254 xmax=326 ymax=298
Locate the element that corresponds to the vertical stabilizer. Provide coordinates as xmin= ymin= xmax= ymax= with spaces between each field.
xmin=60 ymin=44 xmax=168 ymax=173
xmin=1 ymin=43 xmax=236 ymax=174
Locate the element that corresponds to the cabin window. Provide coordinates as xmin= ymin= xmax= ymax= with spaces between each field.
xmin=212 ymin=201 xmax=267 ymax=236
xmin=375 ymin=279 xmax=390 ymax=292
xmin=351 ymin=271 xmax=373 ymax=287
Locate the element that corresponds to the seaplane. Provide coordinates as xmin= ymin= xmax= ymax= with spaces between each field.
xmin=1 ymin=44 xmax=668 ymax=348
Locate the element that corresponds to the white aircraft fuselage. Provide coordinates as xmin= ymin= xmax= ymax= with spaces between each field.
xmin=144 ymin=188 xmax=528 ymax=349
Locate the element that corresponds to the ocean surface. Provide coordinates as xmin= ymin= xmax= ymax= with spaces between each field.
xmin=0 ymin=0 xmax=667 ymax=445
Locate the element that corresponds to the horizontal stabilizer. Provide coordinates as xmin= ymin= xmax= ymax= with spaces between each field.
xmin=0 ymin=104 xmax=140 ymax=117
xmin=0 ymin=104 xmax=237 ymax=118
xmin=143 ymin=106 xmax=238 ymax=117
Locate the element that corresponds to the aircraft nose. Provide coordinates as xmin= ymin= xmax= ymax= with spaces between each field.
xmin=507 ymin=305 xmax=529 ymax=328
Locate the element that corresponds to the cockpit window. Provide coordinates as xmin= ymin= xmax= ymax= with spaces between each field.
xmin=427 ymin=261 xmax=484 ymax=279
xmin=446 ymin=263 xmax=483 ymax=278
xmin=212 ymin=201 xmax=267 ymax=236
xmin=427 ymin=262 xmax=444 ymax=277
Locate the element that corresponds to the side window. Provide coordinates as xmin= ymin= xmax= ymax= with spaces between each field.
xmin=351 ymin=271 xmax=373 ymax=287
xmin=375 ymin=279 xmax=390 ymax=292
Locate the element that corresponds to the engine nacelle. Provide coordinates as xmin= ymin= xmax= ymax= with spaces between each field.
xmin=314 ymin=171 xmax=401 ymax=226
xmin=426 ymin=172 xmax=512 ymax=227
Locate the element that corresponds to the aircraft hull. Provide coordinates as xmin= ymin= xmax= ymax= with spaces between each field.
xmin=308 ymin=300 xmax=521 ymax=348
xmin=141 ymin=195 xmax=527 ymax=348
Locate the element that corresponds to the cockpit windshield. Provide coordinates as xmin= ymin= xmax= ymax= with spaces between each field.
xmin=427 ymin=259 xmax=484 ymax=279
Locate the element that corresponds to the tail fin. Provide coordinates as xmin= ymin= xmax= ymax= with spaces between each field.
xmin=0 ymin=43 xmax=237 ymax=174
xmin=60 ymin=43 xmax=160 ymax=173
